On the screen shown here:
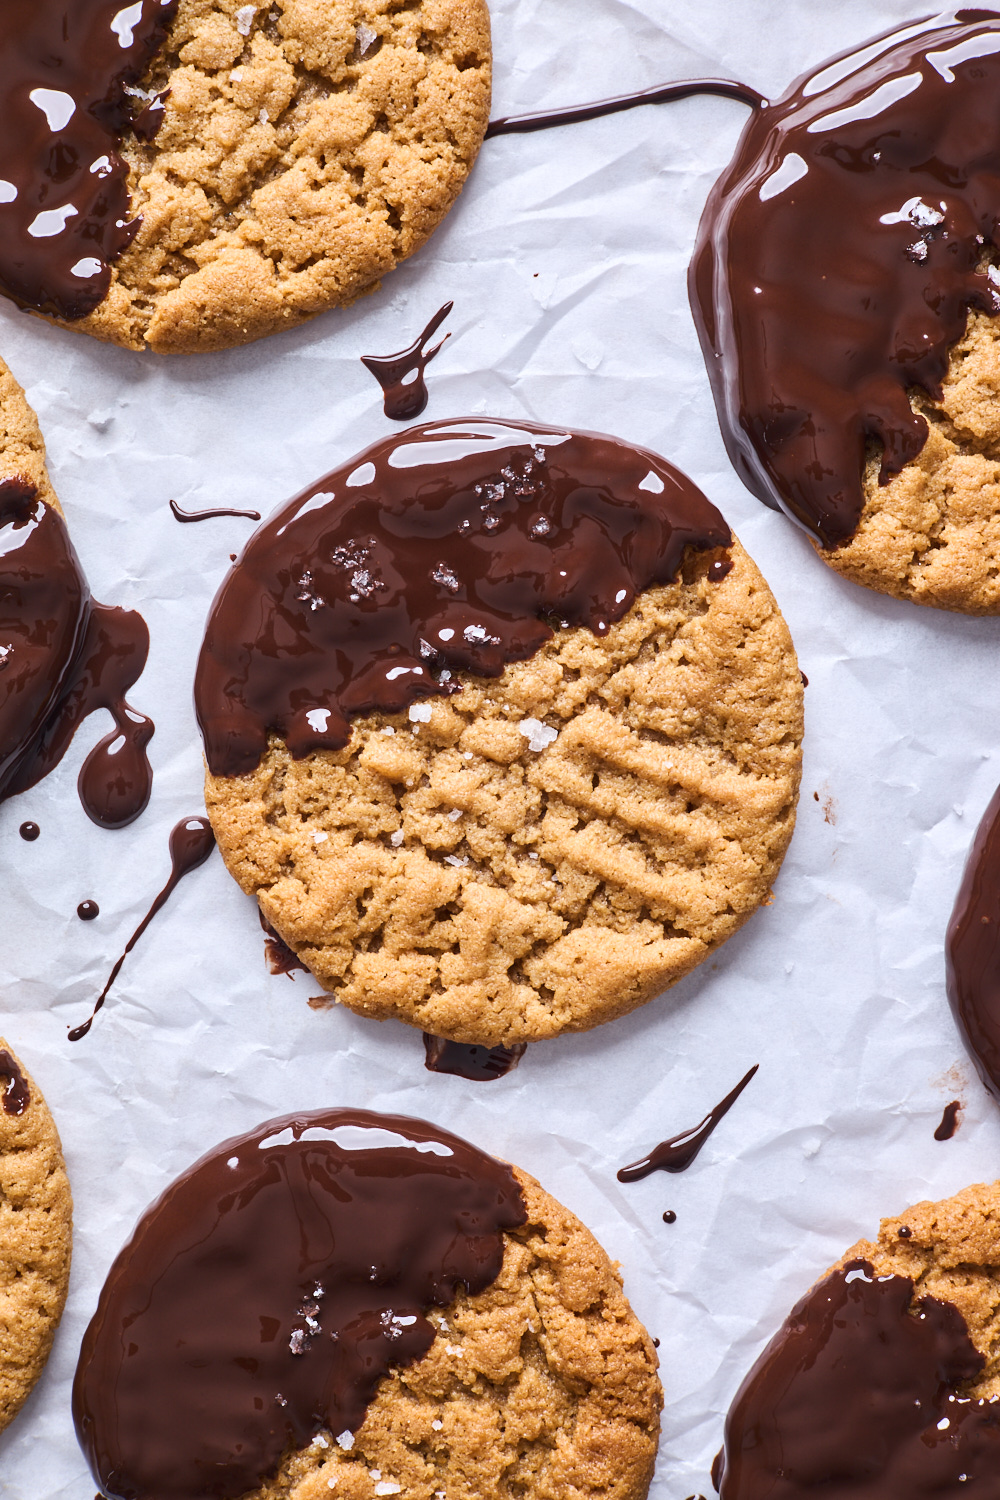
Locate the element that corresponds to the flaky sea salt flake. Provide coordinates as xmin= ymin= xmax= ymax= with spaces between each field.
xmin=336 ymin=1431 xmax=354 ymax=1451
xmin=235 ymin=5 xmax=256 ymax=35
xmin=518 ymin=718 xmax=558 ymax=753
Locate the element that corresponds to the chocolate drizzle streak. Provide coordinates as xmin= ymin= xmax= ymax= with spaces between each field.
xmin=692 ymin=11 xmax=1000 ymax=549
xmin=422 ymin=1033 xmax=526 ymax=1081
xmin=715 ymin=1259 xmax=1000 ymax=1500
xmin=73 ymin=1108 xmax=527 ymax=1500
xmin=361 ymin=302 xmax=452 ymax=421
xmin=485 ymin=79 xmax=765 ymax=138
xmin=194 ymin=419 xmax=732 ymax=778
xmin=0 ymin=477 xmax=153 ymax=828
xmin=69 ymin=816 xmax=215 ymax=1041
xmin=18 ymin=821 xmax=39 ymax=841
xmin=0 ymin=0 xmax=178 ymax=320
xmin=947 ymin=782 xmax=1000 ymax=1096
xmin=170 ymin=499 xmax=262 ymax=525
xmin=936 ymin=1100 xmax=963 ymax=1141
xmin=617 ymin=1065 xmax=758 ymax=1181
xmin=0 ymin=1049 xmax=30 ymax=1116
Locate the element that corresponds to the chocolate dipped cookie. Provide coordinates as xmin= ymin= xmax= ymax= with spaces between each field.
xmin=0 ymin=1042 xmax=72 ymax=1436
xmin=74 ymin=1108 xmax=661 ymax=1500
xmin=195 ymin=418 xmax=804 ymax=1047
xmin=0 ymin=354 xmax=152 ymax=828
xmin=714 ymin=1179 xmax=1000 ymax=1499
xmin=692 ymin=10 xmax=1000 ymax=614
xmin=0 ymin=0 xmax=491 ymax=353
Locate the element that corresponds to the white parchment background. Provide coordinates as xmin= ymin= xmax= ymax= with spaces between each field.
xmin=3 ymin=2 xmax=999 ymax=1494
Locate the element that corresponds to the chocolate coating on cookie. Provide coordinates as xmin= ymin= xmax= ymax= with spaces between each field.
xmin=691 ymin=10 xmax=1000 ymax=549
xmin=0 ymin=0 xmax=178 ymax=319
xmin=716 ymin=1259 xmax=999 ymax=1499
xmin=0 ymin=476 xmax=152 ymax=826
xmin=195 ymin=419 xmax=732 ymax=778
xmin=946 ymin=782 xmax=1000 ymax=1097
xmin=0 ymin=1050 xmax=29 ymax=1117
xmin=73 ymin=1108 xmax=526 ymax=1500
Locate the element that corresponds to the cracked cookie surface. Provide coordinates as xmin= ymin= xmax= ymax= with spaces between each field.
xmin=233 ymin=1168 xmax=661 ymax=1500
xmin=824 ymin=311 xmax=1000 ymax=613
xmin=47 ymin=0 xmax=491 ymax=353
xmin=0 ymin=1041 xmax=72 ymax=1434
xmin=205 ymin=538 xmax=803 ymax=1045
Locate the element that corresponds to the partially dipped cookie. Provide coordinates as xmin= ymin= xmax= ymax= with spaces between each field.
xmin=0 ymin=355 xmax=153 ymax=828
xmin=195 ymin=419 xmax=804 ymax=1046
xmin=0 ymin=1042 xmax=72 ymax=1435
xmin=0 ymin=0 xmax=491 ymax=353
xmin=715 ymin=1180 xmax=1000 ymax=1499
xmin=692 ymin=10 xmax=1000 ymax=614
xmin=74 ymin=1108 xmax=662 ymax=1500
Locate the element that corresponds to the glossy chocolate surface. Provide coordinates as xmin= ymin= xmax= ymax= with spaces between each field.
xmin=361 ymin=302 xmax=452 ymax=421
xmin=0 ymin=479 xmax=153 ymax=828
xmin=716 ymin=1259 xmax=1000 ymax=1499
xmin=69 ymin=816 xmax=215 ymax=1041
xmin=947 ymin=782 xmax=1000 ymax=1096
xmin=77 ymin=900 xmax=99 ymax=921
xmin=692 ymin=10 xmax=1000 ymax=548
xmin=0 ymin=0 xmax=177 ymax=320
xmin=618 ymin=1064 xmax=758 ymax=1181
xmin=195 ymin=419 xmax=731 ymax=778
xmin=18 ymin=820 xmax=39 ymax=841
xmin=485 ymin=78 xmax=765 ymax=138
xmin=74 ymin=1108 xmax=527 ymax=1500
xmin=0 ymin=1049 xmax=30 ymax=1116
xmin=422 ymin=1033 xmax=527 ymax=1081
xmin=936 ymin=1100 xmax=963 ymax=1140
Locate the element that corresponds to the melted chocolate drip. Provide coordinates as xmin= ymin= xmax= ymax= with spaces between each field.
xmin=0 ymin=0 xmax=178 ymax=320
xmin=692 ymin=12 xmax=1000 ymax=549
xmin=77 ymin=900 xmax=99 ymax=921
xmin=18 ymin=821 xmax=39 ymax=841
xmin=170 ymin=499 xmax=262 ymax=525
xmin=947 ymin=782 xmax=1000 ymax=1096
xmin=936 ymin=1100 xmax=963 ymax=1141
xmin=618 ymin=1064 xmax=758 ymax=1181
xmin=195 ymin=419 xmax=732 ymax=778
xmin=361 ymin=302 xmax=452 ymax=421
xmin=259 ymin=912 xmax=308 ymax=978
xmin=422 ymin=1033 xmax=526 ymax=1081
xmin=69 ymin=816 xmax=215 ymax=1041
xmin=0 ymin=1049 xmax=30 ymax=1116
xmin=485 ymin=79 xmax=765 ymax=138
xmin=715 ymin=1259 xmax=1000 ymax=1500
xmin=0 ymin=478 xmax=153 ymax=828
xmin=73 ymin=1108 xmax=527 ymax=1500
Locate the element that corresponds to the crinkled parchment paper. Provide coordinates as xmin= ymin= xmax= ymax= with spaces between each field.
xmin=4 ymin=2 xmax=1000 ymax=1494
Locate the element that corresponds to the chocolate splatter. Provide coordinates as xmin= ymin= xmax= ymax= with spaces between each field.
xmin=618 ymin=1065 xmax=758 ymax=1181
xmin=73 ymin=1108 xmax=527 ymax=1500
xmin=18 ymin=821 xmax=39 ymax=841
xmin=935 ymin=1100 xmax=962 ymax=1141
xmin=77 ymin=900 xmax=100 ymax=921
xmin=170 ymin=499 xmax=261 ymax=525
xmin=361 ymin=302 xmax=453 ymax=421
xmin=485 ymin=78 xmax=765 ymax=138
xmin=259 ymin=912 xmax=308 ymax=978
xmin=68 ymin=816 xmax=215 ymax=1041
xmin=422 ymin=1033 xmax=527 ymax=1081
xmin=663 ymin=1210 xmax=677 ymax=1224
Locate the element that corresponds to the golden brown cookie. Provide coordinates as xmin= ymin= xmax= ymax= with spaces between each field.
xmin=824 ymin=313 xmax=1000 ymax=614
xmin=0 ymin=357 xmax=59 ymax=514
xmin=206 ymin=537 xmax=803 ymax=1046
xmin=0 ymin=1041 xmax=72 ymax=1434
xmin=229 ymin=1169 xmax=660 ymax=1500
xmin=51 ymin=0 xmax=492 ymax=354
